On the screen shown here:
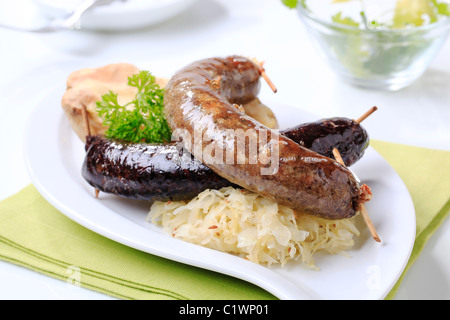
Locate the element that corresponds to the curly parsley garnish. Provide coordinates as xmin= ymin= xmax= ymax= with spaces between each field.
xmin=96 ymin=71 xmax=172 ymax=144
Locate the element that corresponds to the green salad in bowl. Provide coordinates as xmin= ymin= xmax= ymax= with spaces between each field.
xmin=285 ymin=0 xmax=450 ymax=90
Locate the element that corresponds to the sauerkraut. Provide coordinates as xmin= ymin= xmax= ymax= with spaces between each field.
xmin=147 ymin=187 xmax=360 ymax=268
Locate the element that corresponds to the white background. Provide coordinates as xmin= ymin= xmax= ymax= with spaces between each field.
xmin=0 ymin=0 xmax=449 ymax=299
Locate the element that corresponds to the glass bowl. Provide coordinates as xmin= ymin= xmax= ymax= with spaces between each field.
xmin=297 ymin=4 xmax=450 ymax=91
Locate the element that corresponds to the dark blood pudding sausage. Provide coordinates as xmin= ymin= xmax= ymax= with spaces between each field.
xmin=164 ymin=55 xmax=363 ymax=220
xmin=82 ymin=135 xmax=235 ymax=201
xmin=281 ymin=117 xmax=369 ymax=167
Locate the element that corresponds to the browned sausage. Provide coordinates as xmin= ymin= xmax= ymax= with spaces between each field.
xmin=164 ymin=56 xmax=363 ymax=220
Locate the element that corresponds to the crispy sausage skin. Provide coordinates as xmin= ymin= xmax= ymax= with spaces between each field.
xmin=82 ymin=135 xmax=234 ymax=201
xmin=164 ymin=56 xmax=362 ymax=220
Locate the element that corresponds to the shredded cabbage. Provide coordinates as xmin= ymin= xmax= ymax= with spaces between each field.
xmin=147 ymin=187 xmax=360 ymax=268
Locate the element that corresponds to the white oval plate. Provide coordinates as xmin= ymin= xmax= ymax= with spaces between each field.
xmin=24 ymin=86 xmax=416 ymax=300
xmin=33 ymin=0 xmax=199 ymax=31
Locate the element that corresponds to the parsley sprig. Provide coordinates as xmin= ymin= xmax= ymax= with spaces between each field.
xmin=96 ymin=71 xmax=172 ymax=144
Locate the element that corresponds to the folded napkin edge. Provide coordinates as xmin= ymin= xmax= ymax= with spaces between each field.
xmin=385 ymin=196 xmax=450 ymax=299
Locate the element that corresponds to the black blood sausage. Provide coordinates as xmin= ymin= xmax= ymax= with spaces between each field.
xmin=82 ymin=135 xmax=234 ymax=202
xmin=281 ymin=117 xmax=369 ymax=167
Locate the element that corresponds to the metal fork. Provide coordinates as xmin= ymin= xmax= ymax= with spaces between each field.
xmin=0 ymin=0 xmax=124 ymax=33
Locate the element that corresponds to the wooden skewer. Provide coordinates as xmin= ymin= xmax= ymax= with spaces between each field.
xmin=81 ymin=103 xmax=91 ymax=137
xmin=333 ymin=147 xmax=345 ymax=166
xmin=355 ymin=106 xmax=378 ymax=124
xmin=261 ymin=68 xmax=278 ymax=94
xmin=252 ymin=58 xmax=278 ymax=93
xmin=332 ymin=148 xmax=381 ymax=242
xmin=81 ymin=103 xmax=100 ymax=199
xmin=359 ymin=204 xmax=381 ymax=242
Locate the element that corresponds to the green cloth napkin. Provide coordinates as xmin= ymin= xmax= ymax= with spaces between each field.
xmin=369 ymin=140 xmax=450 ymax=300
xmin=0 ymin=140 xmax=449 ymax=300
xmin=0 ymin=185 xmax=275 ymax=300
